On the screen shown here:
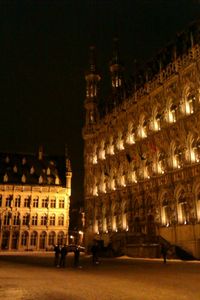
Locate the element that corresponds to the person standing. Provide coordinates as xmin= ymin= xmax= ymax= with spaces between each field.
xmin=91 ymin=243 xmax=99 ymax=264
xmin=60 ymin=244 xmax=68 ymax=268
xmin=161 ymin=243 xmax=168 ymax=264
xmin=54 ymin=244 xmax=60 ymax=267
xmin=74 ymin=246 xmax=80 ymax=267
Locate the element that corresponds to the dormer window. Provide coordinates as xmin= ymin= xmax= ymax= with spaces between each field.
xmin=13 ymin=165 xmax=18 ymax=173
xmin=30 ymin=166 xmax=35 ymax=174
xmin=47 ymin=167 xmax=51 ymax=175
xmin=39 ymin=175 xmax=43 ymax=184
xmin=55 ymin=176 xmax=60 ymax=185
xmin=3 ymin=173 xmax=8 ymax=183
xmin=21 ymin=174 xmax=26 ymax=183
xmin=5 ymin=156 xmax=10 ymax=163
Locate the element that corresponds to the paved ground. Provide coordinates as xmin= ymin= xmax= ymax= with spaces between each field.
xmin=0 ymin=252 xmax=200 ymax=300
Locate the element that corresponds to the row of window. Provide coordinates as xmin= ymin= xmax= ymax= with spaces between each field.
xmin=1 ymin=230 xmax=65 ymax=249
xmin=90 ymin=194 xmax=200 ymax=234
xmin=0 ymin=195 xmax=65 ymax=209
xmin=88 ymin=135 xmax=200 ymax=196
xmin=90 ymin=90 xmax=196 ymax=164
xmin=2 ymin=173 xmax=61 ymax=185
xmin=2 ymin=214 xmax=65 ymax=226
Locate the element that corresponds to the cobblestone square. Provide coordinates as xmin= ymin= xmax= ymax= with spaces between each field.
xmin=0 ymin=252 xmax=200 ymax=300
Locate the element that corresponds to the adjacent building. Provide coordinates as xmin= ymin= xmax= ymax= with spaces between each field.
xmin=83 ymin=21 xmax=200 ymax=258
xmin=0 ymin=147 xmax=72 ymax=251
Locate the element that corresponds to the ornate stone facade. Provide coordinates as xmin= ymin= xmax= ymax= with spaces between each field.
xmin=0 ymin=148 xmax=72 ymax=251
xmin=83 ymin=22 xmax=200 ymax=258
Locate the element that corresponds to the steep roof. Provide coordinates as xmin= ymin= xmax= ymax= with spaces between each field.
xmin=0 ymin=152 xmax=66 ymax=187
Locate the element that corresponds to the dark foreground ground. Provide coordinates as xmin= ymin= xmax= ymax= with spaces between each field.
xmin=0 ymin=252 xmax=200 ymax=300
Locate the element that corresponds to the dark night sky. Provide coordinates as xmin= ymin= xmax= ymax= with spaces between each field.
xmin=0 ymin=0 xmax=200 ymax=206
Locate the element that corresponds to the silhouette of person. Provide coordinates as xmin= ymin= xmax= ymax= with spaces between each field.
xmin=91 ymin=243 xmax=99 ymax=264
xmin=161 ymin=243 xmax=168 ymax=264
xmin=60 ymin=244 xmax=68 ymax=267
xmin=54 ymin=244 xmax=60 ymax=267
xmin=74 ymin=246 xmax=80 ymax=267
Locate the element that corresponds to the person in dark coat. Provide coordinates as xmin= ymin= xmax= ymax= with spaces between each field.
xmin=60 ymin=245 xmax=68 ymax=267
xmin=54 ymin=244 xmax=60 ymax=267
xmin=74 ymin=246 xmax=80 ymax=267
xmin=161 ymin=243 xmax=168 ymax=264
xmin=91 ymin=243 xmax=99 ymax=264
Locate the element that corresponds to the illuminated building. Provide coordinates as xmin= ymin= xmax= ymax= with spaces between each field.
xmin=0 ymin=147 xmax=72 ymax=251
xmin=83 ymin=21 xmax=200 ymax=258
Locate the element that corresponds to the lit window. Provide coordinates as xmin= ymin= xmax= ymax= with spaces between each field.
xmin=24 ymin=197 xmax=30 ymax=208
xmin=58 ymin=214 xmax=64 ymax=226
xmin=32 ymin=215 xmax=38 ymax=226
xmin=13 ymin=215 xmax=20 ymax=225
xmin=42 ymin=198 xmax=48 ymax=208
xmin=59 ymin=199 xmax=65 ymax=208
xmin=50 ymin=198 xmax=56 ymax=208
xmin=15 ymin=196 xmax=21 ymax=207
xmin=21 ymin=232 xmax=28 ymax=246
xmin=33 ymin=197 xmax=39 ymax=208
xmin=41 ymin=215 xmax=47 ymax=226
xmin=30 ymin=232 xmax=37 ymax=246
xmin=49 ymin=214 xmax=56 ymax=226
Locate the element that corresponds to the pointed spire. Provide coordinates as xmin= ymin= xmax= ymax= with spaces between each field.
xmin=38 ymin=145 xmax=43 ymax=160
xmin=110 ymin=38 xmax=124 ymax=106
xmin=89 ymin=45 xmax=96 ymax=73
xmin=111 ymin=37 xmax=120 ymax=65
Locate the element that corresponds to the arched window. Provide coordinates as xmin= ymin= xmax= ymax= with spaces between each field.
xmin=106 ymin=137 xmax=115 ymax=155
xmin=112 ymin=204 xmax=117 ymax=232
xmin=196 ymin=192 xmax=200 ymax=222
xmin=32 ymin=215 xmax=38 ymax=226
xmin=14 ymin=196 xmax=21 ymax=207
xmin=92 ymin=145 xmax=98 ymax=164
xmin=41 ymin=215 xmax=47 ymax=226
xmin=185 ymin=93 xmax=195 ymax=115
xmin=138 ymin=118 xmax=148 ymax=139
xmin=168 ymin=104 xmax=177 ymax=123
xmin=57 ymin=231 xmax=64 ymax=245
xmin=30 ymin=231 xmax=37 ymax=246
xmin=33 ymin=197 xmax=39 ymax=208
xmin=13 ymin=214 xmax=20 ymax=225
xmin=48 ymin=231 xmax=56 ymax=246
xmin=122 ymin=203 xmax=128 ymax=230
xmin=150 ymin=108 xmax=161 ymax=132
xmin=178 ymin=193 xmax=188 ymax=224
xmin=162 ymin=199 xmax=171 ymax=226
xmin=98 ymin=140 xmax=106 ymax=160
xmin=21 ymin=231 xmax=28 ymax=246
xmin=126 ymin=122 xmax=135 ymax=144
xmin=58 ymin=214 xmax=64 ymax=226
xmin=4 ymin=214 xmax=10 ymax=225
xmin=11 ymin=232 xmax=19 ymax=249
xmin=39 ymin=231 xmax=46 ymax=249
xmin=102 ymin=206 xmax=107 ymax=233
xmin=49 ymin=214 xmax=56 ymax=226
xmin=116 ymin=131 xmax=124 ymax=150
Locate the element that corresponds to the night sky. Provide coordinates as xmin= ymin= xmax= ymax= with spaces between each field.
xmin=1 ymin=0 xmax=200 ymax=206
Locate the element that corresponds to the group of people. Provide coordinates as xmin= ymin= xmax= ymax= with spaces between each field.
xmin=54 ymin=244 xmax=80 ymax=268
